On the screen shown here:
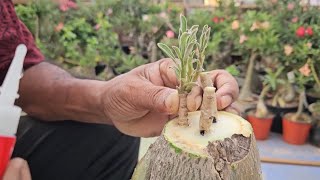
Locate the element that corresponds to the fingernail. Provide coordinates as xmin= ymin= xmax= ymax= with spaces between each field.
xmin=220 ymin=95 xmax=232 ymax=109
xmin=165 ymin=90 xmax=179 ymax=114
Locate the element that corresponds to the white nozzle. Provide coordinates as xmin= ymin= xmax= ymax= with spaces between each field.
xmin=0 ymin=44 xmax=27 ymax=135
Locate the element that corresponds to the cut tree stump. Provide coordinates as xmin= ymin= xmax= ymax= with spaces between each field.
xmin=132 ymin=111 xmax=262 ymax=180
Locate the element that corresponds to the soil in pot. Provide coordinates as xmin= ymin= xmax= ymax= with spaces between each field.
xmin=282 ymin=113 xmax=312 ymax=145
xmin=247 ymin=109 xmax=274 ymax=140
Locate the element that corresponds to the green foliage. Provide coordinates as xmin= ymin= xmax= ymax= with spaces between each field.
xmin=225 ymin=65 xmax=240 ymax=76
xmin=14 ymin=0 xmax=320 ymax=90
xmin=158 ymin=15 xmax=211 ymax=93
xmin=264 ymin=67 xmax=285 ymax=91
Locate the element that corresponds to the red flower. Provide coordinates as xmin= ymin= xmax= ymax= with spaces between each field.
xmin=220 ymin=17 xmax=225 ymax=22
xmin=296 ymin=27 xmax=305 ymax=37
xmin=306 ymin=27 xmax=313 ymax=36
xmin=212 ymin=17 xmax=220 ymax=23
xmin=67 ymin=1 xmax=78 ymax=9
xmin=59 ymin=4 xmax=69 ymax=12
xmin=59 ymin=1 xmax=78 ymax=12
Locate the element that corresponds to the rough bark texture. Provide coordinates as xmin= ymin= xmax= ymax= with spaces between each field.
xmin=178 ymin=93 xmax=189 ymax=126
xmin=200 ymin=72 xmax=213 ymax=88
xmin=200 ymin=87 xmax=218 ymax=133
xmin=132 ymin=135 xmax=262 ymax=180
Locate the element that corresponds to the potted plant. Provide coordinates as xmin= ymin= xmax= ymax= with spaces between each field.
xmin=247 ymin=67 xmax=283 ymax=140
xmin=282 ymin=71 xmax=313 ymax=145
xmin=308 ymin=101 xmax=320 ymax=147
xmin=236 ymin=10 xmax=280 ymax=102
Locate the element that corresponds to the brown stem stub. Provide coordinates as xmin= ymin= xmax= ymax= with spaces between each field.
xmin=200 ymin=72 xmax=213 ymax=88
xmin=200 ymin=87 xmax=218 ymax=133
xmin=178 ymin=93 xmax=189 ymax=126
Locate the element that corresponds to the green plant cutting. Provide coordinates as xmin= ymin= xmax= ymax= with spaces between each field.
xmin=132 ymin=15 xmax=262 ymax=180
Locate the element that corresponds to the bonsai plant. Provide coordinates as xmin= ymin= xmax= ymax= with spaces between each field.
xmin=308 ymin=101 xmax=320 ymax=147
xmin=247 ymin=67 xmax=283 ymax=140
xmin=132 ymin=15 xmax=262 ymax=180
xmin=282 ymin=70 xmax=313 ymax=145
xmin=237 ymin=10 xmax=280 ymax=102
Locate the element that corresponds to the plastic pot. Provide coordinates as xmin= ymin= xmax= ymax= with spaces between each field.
xmin=247 ymin=110 xmax=274 ymax=140
xmin=309 ymin=122 xmax=320 ymax=147
xmin=266 ymin=103 xmax=297 ymax=134
xmin=282 ymin=113 xmax=312 ymax=145
xmin=306 ymin=92 xmax=320 ymax=105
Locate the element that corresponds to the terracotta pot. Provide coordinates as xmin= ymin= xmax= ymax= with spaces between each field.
xmin=247 ymin=110 xmax=274 ymax=140
xmin=282 ymin=113 xmax=312 ymax=145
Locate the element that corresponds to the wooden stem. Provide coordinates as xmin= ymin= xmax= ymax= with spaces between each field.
xmin=178 ymin=93 xmax=189 ymax=126
xmin=309 ymin=59 xmax=320 ymax=89
xmin=199 ymin=72 xmax=217 ymax=134
xmin=293 ymin=89 xmax=305 ymax=121
xmin=200 ymin=72 xmax=213 ymax=88
xmin=200 ymin=87 xmax=217 ymax=134
xmin=239 ymin=53 xmax=257 ymax=101
xmin=255 ymin=85 xmax=270 ymax=118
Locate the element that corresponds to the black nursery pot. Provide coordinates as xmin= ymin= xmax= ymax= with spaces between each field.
xmin=266 ymin=104 xmax=298 ymax=133
xmin=309 ymin=123 xmax=320 ymax=147
xmin=306 ymin=93 xmax=320 ymax=104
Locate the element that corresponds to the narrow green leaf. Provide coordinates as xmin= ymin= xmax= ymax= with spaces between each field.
xmin=179 ymin=32 xmax=190 ymax=57
xmin=180 ymin=14 xmax=187 ymax=32
xmin=157 ymin=43 xmax=175 ymax=60
xmin=184 ymin=41 xmax=196 ymax=60
xmin=172 ymin=46 xmax=182 ymax=60
xmin=202 ymin=27 xmax=211 ymax=51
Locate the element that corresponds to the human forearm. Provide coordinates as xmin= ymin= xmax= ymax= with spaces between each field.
xmin=16 ymin=62 xmax=109 ymax=124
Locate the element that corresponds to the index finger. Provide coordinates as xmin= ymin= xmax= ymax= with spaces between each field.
xmin=209 ymin=70 xmax=239 ymax=110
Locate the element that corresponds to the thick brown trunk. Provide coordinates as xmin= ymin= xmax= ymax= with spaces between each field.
xmin=133 ymin=112 xmax=262 ymax=180
xmin=255 ymin=85 xmax=270 ymax=118
xmin=293 ymin=89 xmax=305 ymax=121
xmin=150 ymin=39 xmax=158 ymax=63
xmin=239 ymin=53 xmax=257 ymax=101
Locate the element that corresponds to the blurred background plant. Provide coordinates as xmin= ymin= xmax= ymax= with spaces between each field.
xmin=15 ymin=0 xmax=319 ymax=105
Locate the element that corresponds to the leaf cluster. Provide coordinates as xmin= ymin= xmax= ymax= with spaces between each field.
xmin=157 ymin=15 xmax=211 ymax=93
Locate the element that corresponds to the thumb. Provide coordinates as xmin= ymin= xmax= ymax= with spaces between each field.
xmin=140 ymin=84 xmax=179 ymax=114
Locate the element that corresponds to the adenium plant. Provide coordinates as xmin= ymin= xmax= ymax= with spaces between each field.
xmin=158 ymin=15 xmax=216 ymax=135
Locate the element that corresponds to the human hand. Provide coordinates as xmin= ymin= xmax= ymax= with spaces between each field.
xmin=3 ymin=158 xmax=31 ymax=180
xmin=102 ymin=58 xmax=239 ymax=137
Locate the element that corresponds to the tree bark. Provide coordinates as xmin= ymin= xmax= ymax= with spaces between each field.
xmin=133 ymin=111 xmax=262 ymax=180
xmin=178 ymin=93 xmax=189 ymax=126
xmin=239 ymin=53 xmax=257 ymax=101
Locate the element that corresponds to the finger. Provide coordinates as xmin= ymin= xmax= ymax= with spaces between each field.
xmin=3 ymin=158 xmax=31 ymax=180
xmin=137 ymin=81 xmax=179 ymax=115
xmin=159 ymin=58 xmax=179 ymax=88
xmin=209 ymin=70 xmax=239 ymax=110
xmin=187 ymin=86 xmax=202 ymax=111
xmin=224 ymin=102 xmax=241 ymax=115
